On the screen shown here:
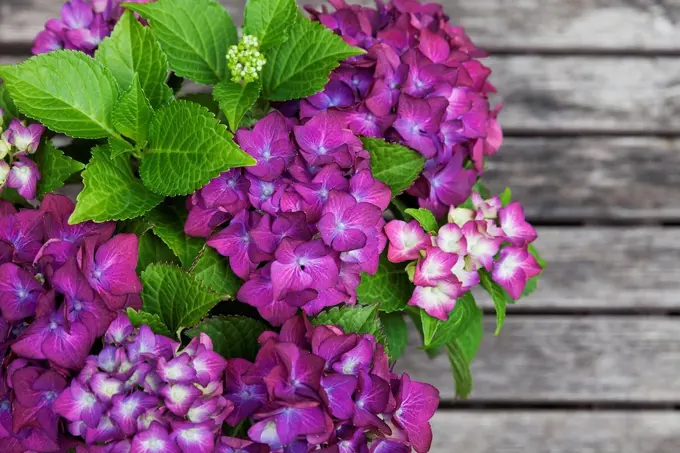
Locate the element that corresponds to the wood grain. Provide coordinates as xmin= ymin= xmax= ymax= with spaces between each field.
xmin=5 ymin=0 xmax=680 ymax=51
xmin=398 ymin=317 xmax=680 ymax=402
xmin=430 ymin=411 xmax=680 ymax=453
xmin=476 ymin=227 xmax=680 ymax=310
xmin=486 ymin=137 xmax=680 ymax=221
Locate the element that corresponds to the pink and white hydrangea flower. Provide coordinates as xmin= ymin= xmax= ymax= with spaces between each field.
xmin=498 ymin=202 xmax=537 ymax=246
xmin=408 ymin=277 xmax=463 ymax=321
xmin=491 ymin=246 xmax=542 ymax=299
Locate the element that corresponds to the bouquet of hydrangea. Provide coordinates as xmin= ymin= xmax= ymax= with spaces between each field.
xmin=0 ymin=0 xmax=544 ymax=451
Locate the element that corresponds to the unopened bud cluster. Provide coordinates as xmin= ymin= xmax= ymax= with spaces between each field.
xmin=226 ymin=35 xmax=266 ymax=84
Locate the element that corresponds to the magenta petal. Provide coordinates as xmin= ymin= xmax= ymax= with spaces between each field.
xmin=321 ymin=374 xmax=357 ymax=419
xmin=7 ymin=156 xmax=40 ymax=200
xmin=157 ymin=355 xmax=197 ymax=384
xmin=88 ymin=233 xmax=142 ymax=296
xmin=53 ymin=379 xmax=103 ymax=428
xmin=131 ymin=422 xmax=179 ymax=453
xmin=170 ymin=421 xmax=215 ymax=453
xmin=393 ymin=374 xmax=439 ymax=453
xmin=160 ymin=384 xmax=201 ymax=417
xmin=192 ymin=350 xmax=227 ymax=387
xmin=0 ymin=263 xmax=44 ymax=321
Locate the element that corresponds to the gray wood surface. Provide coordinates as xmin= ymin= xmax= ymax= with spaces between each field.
xmin=486 ymin=137 xmax=680 ymax=221
xmin=5 ymin=0 xmax=680 ymax=50
xmin=430 ymin=411 xmax=680 ymax=453
xmin=399 ymin=317 xmax=680 ymax=402
xmin=477 ymin=227 xmax=680 ymax=310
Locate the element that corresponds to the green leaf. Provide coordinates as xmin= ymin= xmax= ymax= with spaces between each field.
xmin=145 ymin=204 xmax=204 ymax=269
xmin=111 ymin=74 xmax=153 ymax=143
xmin=380 ymin=312 xmax=408 ymax=363
xmin=243 ymin=0 xmax=298 ymax=49
xmin=479 ymin=269 xmax=512 ymax=335
xmin=140 ymin=100 xmax=256 ymax=196
xmin=95 ymin=11 xmax=170 ymax=108
xmin=421 ymin=292 xmax=480 ymax=349
xmin=356 ymin=255 xmax=412 ymax=313
xmin=141 ymin=263 xmax=222 ymax=335
xmin=125 ymin=0 xmax=238 ymax=85
xmin=0 ymin=51 xmax=119 ymax=138
xmin=137 ymin=230 xmax=180 ymax=272
xmin=190 ymin=248 xmax=242 ymax=299
xmin=186 ymin=316 xmax=268 ymax=361
xmin=261 ymin=16 xmax=364 ymax=101
xmin=499 ymin=187 xmax=512 ymax=206
xmin=360 ymin=137 xmax=425 ymax=196
xmin=312 ymin=305 xmax=386 ymax=348
xmin=445 ymin=303 xmax=483 ymax=398
xmin=33 ymin=141 xmax=85 ymax=197
xmin=126 ymin=308 xmax=173 ymax=337
xmin=108 ymin=136 xmax=136 ymax=159
xmin=70 ymin=146 xmax=164 ymax=224
xmin=404 ymin=208 xmax=438 ymax=234
xmin=0 ymin=82 xmax=18 ymax=119
xmin=213 ymin=80 xmax=261 ymax=131
xmin=178 ymin=93 xmax=221 ymax=116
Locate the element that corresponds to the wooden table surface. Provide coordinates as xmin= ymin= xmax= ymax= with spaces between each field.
xmin=2 ymin=0 xmax=680 ymax=451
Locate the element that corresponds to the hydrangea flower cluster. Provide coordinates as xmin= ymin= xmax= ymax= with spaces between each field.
xmin=280 ymin=0 xmax=503 ymax=217
xmin=0 ymin=113 xmax=45 ymax=200
xmin=0 ymin=195 xmax=141 ymax=451
xmin=185 ymin=111 xmax=392 ymax=325
xmin=224 ymin=315 xmax=439 ymax=453
xmin=32 ymin=0 xmax=151 ymax=55
xmin=55 ymin=313 xmax=241 ymax=453
xmin=227 ymin=35 xmax=267 ymax=84
xmin=386 ymin=193 xmax=540 ymax=320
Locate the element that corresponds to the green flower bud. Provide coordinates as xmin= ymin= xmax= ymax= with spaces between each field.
xmin=227 ymin=35 xmax=267 ymax=84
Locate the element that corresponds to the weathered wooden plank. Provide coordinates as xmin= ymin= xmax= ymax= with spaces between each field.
xmin=486 ymin=137 xmax=680 ymax=221
xmin=430 ymin=411 xmax=680 ymax=453
xmin=4 ymin=0 xmax=680 ymax=50
xmin=476 ymin=227 xmax=680 ymax=310
xmin=398 ymin=317 xmax=680 ymax=401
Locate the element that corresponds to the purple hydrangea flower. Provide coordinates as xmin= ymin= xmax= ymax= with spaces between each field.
xmin=55 ymin=314 xmax=239 ymax=453
xmin=188 ymin=112 xmax=389 ymax=326
xmin=289 ymin=0 xmax=505 ymax=216
xmin=0 ymin=119 xmax=45 ymax=201
xmin=223 ymin=315 xmax=440 ymax=453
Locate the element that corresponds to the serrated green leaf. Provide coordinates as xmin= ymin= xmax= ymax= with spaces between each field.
xmin=444 ymin=302 xmax=483 ymax=398
xmin=261 ymin=16 xmax=364 ymax=101
xmin=243 ymin=0 xmax=298 ymax=49
xmin=108 ymin=135 xmax=136 ymax=159
xmin=213 ymin=80 xmax=261 ymax=131
xmin=140 ymin=100 xmax=256 ymax=196
xmin=190 ymin=248 xmax=242 ymax=299
xmin=499 ymin=187 xmax=512 ymax=206
xmin=404 ymin=208 xmax=438 ymax=234
xmin=33 ymin=142 xmax=85 ymax=197
xmin=479 ymin=269 xmax=511 ymax=335
xmin=380 ymin=312 xmax=408 ymax=363
xmin=127 ymin=308 xmax=173 ymax=337
xmin=312 ymin=305 xmax=386 ymax=348
xmin=421 ymin=292 xmax=480 ymax=349
xmin=125 ymin=0 xmax=237 ymax=85
xmin=137 ymin=230 xmax=180 ymax=272
xmin=141 ymin=263 xmax=222 ymax=334
xmin=112 ymin=75 xmax=153 ymax=143
xmin=178 ymin=93 xmax=221 ymax=116
xmin=360 ymin=137 xmax=425 ymax=196
xmin=145 ymin=204 xmax=203 ymax=269
xmin=70 ymin=146 xmax=164 ymax=224
xmin=186 ymin=316 xmax=267 ymax=361
xmin=0 ymin=51 xmax=119 ymax=138
xmin=357 ymin=255 xmax=412 ymax=313
xmin=95 ymin=11 xmax=169 ymax=108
